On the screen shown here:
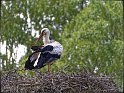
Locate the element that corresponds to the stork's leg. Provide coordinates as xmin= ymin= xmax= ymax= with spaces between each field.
xmin=48 ymin=63 xmax=51 ymax=73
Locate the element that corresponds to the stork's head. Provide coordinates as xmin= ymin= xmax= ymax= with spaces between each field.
xmin=40 ymin=28 xmax=50 ymax=45
xmin=41 ymin=28 xmax=50 ymax=36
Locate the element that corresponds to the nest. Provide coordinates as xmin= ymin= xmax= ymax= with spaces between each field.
xmin=1 ymin=69 xmax=120 ymax=93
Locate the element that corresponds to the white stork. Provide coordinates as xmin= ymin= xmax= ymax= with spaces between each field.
xmin=33 ymin=28 xmax=63 ymax=72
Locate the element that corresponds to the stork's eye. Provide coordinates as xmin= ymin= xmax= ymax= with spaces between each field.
xmin=42 ymin=30 xmax=45 ymax=33
xmin=42 ymin=32 xmax=46 ymax=35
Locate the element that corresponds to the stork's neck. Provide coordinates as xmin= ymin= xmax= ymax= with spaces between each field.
xmin=43 ymin=35 xmax=50 ymax=45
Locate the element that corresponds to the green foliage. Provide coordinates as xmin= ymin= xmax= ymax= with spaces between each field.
xmin=61 ymin=0 xmax=123 ymax=89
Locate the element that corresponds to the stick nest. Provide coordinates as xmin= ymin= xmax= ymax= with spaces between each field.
xmin=1 ymin=69 xmax=120 ymax=93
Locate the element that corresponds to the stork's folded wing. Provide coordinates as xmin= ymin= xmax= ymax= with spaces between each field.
xmin=24 ymin=51 xmax=40 ymax=70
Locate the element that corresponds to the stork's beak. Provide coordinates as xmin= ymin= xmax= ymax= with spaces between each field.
xmin=37 ymin=31 xmax=44 ymax=41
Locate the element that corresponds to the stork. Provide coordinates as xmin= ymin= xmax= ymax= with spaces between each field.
xmin=32 ymin=28 xmax=63 ymax=72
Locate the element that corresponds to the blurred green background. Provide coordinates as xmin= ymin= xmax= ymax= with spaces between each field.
xmin=0 ymin=0 xmax=123 ymax=91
